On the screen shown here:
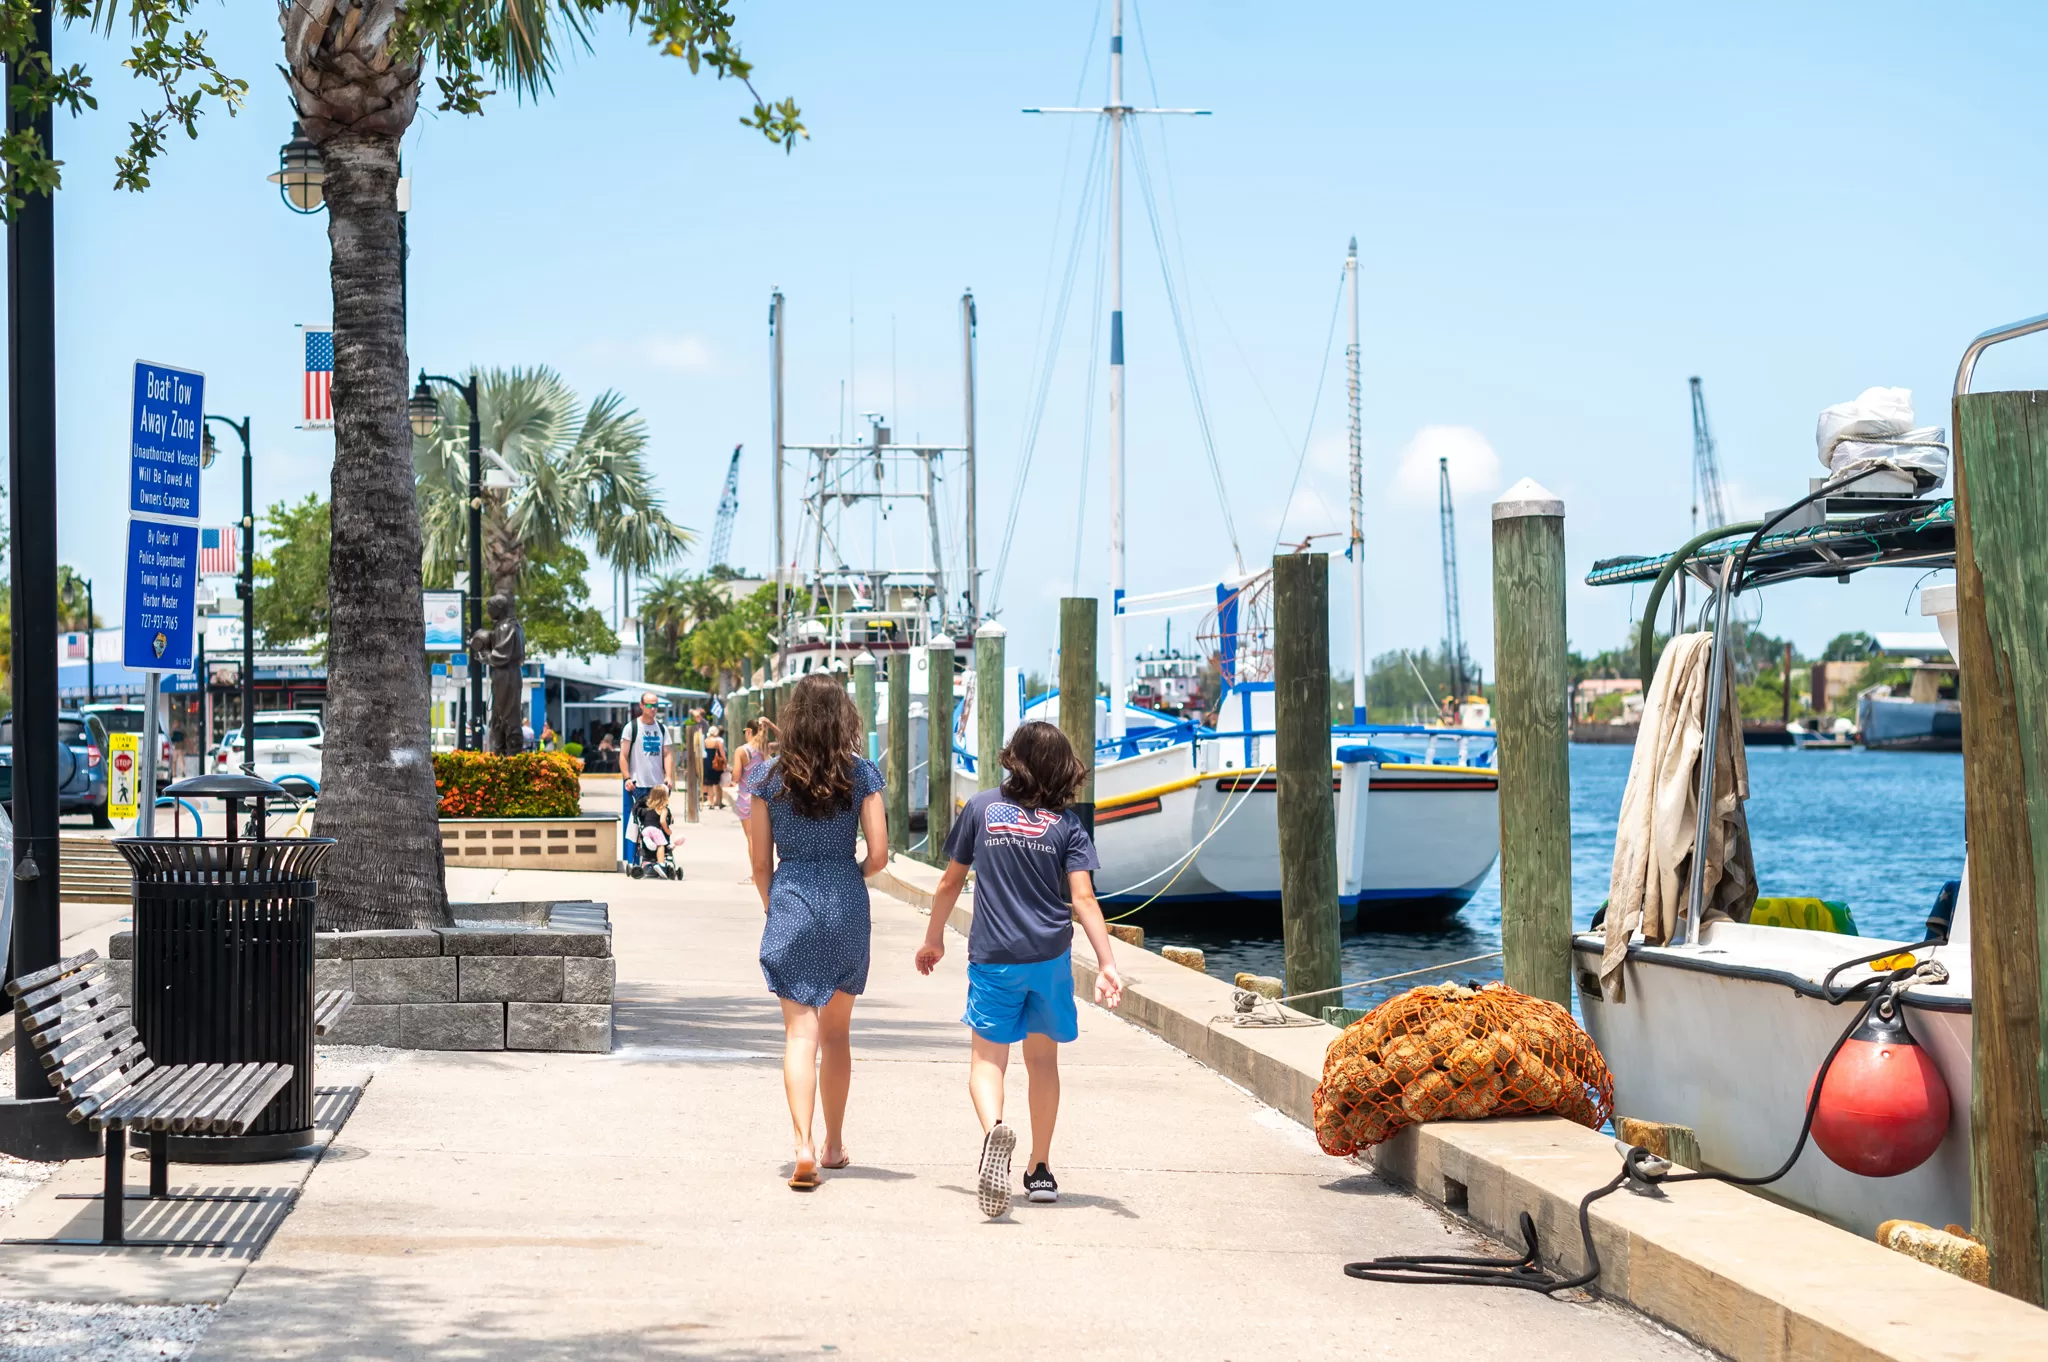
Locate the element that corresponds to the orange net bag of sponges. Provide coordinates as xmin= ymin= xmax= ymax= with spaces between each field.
xmin=1312 ymin=982 xmax=1613 ymax=1156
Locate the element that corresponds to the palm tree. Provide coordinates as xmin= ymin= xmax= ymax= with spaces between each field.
xmin=415 ymin=368 xmax=689 ymax=753
xmin=271 ymin=2 xmax=799 ymax=929
xmin=639 ymin=571 xmax=732 ymax=685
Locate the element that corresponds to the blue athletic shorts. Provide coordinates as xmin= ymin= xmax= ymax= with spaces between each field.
xmin=963 ymin=951 xmax=1078 ymax=1044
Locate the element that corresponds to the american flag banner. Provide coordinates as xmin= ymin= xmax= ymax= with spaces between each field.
xmin=200 ymin=526 xmax=240 ymax=576
xmin=303 ymin=325 xmax=334 ymax=428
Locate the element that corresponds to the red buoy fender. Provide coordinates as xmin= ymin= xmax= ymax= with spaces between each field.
xmin=1809 ymin=1003 xmax=1950 ymax=1179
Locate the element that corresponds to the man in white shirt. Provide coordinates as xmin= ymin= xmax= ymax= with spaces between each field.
xmin=624 ymin=693 xmax=674 ymax=804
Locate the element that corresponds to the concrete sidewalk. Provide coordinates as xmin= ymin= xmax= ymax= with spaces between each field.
xmin=192 ymin=809 xmax=1704 ymax=1360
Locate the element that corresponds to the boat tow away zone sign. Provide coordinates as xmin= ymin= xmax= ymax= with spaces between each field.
xmin=129 ymin=361 xmax=203 ymax=519
xmin=124 ymin=360 xmax=204 ymax=672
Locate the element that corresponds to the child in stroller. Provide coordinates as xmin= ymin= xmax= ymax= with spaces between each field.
xmin=632 ymin=784 xmax=681 ymax=880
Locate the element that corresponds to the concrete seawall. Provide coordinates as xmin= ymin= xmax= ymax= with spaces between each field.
xmin=869 ymin=855 xmax=2048 ymax=1362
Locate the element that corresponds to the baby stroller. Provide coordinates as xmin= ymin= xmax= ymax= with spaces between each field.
xmin=629 ymin=787 xmax=683 ymax=880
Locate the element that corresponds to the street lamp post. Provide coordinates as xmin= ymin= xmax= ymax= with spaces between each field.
xmin=202 ymin=416 xmax=256 ymax=773
xmin=411 ymin=373 xmax=483 ymax=750
xmin=60 ymin=577 xmax=94 ymax=704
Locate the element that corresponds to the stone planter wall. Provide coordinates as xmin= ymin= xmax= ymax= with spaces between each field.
xmin=440 ymin=816 xmax=617 ymax=872
xmin=110 ymin=900 xmax=615 ymax=1053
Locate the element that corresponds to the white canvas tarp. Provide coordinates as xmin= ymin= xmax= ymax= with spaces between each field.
xmin=1600 ymin=631 xmax=1758 ymax=1001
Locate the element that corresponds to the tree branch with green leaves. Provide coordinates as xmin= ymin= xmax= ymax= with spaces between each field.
xmin=0 ymin=0 xmax=802 ymax=220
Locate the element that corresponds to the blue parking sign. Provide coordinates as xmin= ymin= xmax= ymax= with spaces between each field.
xmin=123 ymin=519 xmax=198 ymax=671
xmin=129 ymin=361 xmax=204 ymax=522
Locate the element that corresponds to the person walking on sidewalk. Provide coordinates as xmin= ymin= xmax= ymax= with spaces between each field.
xmin=744 ymin=674 xmax=889 ymax=1191
xmin=915 ymin=720 xmax=1124 ymax=1219
xmin=732 ymin=717 xmax=772 ymax=885
xmin=623 ymin=694 xmax=674 ymax=827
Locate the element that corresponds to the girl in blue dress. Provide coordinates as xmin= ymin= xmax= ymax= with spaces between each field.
xmin=743 ymin=672 xmax=889 ymax=1190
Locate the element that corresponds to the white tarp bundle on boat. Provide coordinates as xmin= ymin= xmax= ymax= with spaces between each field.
xmin=1600 ymin=632 xmax=1758 ymax=1000
xmin=1815 ymin=385 xmax=1948 ymax=493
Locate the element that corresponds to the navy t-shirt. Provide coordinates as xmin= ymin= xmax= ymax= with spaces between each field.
xmin=943 ymin=788 xmax=1101 ymax=965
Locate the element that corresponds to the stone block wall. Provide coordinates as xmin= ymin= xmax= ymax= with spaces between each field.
xmin=111 ymin=899 xmax=614 ymax=1054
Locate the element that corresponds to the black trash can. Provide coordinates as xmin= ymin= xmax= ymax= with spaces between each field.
xmin=116 ymin=774 xmax=335 ymax=1162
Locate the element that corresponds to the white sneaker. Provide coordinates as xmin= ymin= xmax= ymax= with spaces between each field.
xmin=977 ymin=1123 xmax=1016 ymax=1219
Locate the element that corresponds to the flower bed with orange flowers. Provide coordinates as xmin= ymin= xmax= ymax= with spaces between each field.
xmin=434 ymin=750 xmax=584 ymax=819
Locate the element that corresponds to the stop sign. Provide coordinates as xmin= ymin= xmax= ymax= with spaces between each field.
xmin=113 ymin=751 xmax=134 ymax=775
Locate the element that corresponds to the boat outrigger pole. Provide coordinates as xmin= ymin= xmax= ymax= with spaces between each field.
xmin=770 ymin=288 xmax=787 ymax=679
xmin=1346 ymin=237 xmax=1365 ymax=723
xmin=1027 ymin=0 xmax=1208 ymax=739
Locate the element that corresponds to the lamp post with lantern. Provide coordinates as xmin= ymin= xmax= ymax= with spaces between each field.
xmin=57 ymin=576 xmax=93 ymax=705
xmin=410 ymin=374 xmax=484 ymax=749
xmin=201 ymin=416 xmax=256 ymax=773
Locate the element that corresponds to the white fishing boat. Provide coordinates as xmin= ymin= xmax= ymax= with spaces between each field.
xmin=1563 ymin=331 xmax=2037 ymax=1237
xmin=1007 ymin=605 xmax=1501 ymax=918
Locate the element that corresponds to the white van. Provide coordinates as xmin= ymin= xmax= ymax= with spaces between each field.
xmin=213 ymin=711 xmax=324 ymax=789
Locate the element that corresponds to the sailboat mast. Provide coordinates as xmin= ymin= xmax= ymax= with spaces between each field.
xmin=1106 ymin=0 xmax=1127 ymax=742
xmin=1345 ymin=238 xmax=1364 ymax=723
xmin=1024 ymin=4 xmax=1207 ymax=743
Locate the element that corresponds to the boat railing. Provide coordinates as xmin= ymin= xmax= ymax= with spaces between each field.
xmin=1084 ymin=721 xmax=1498 ymax=768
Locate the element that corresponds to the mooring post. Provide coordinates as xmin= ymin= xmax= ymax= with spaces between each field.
xmin=760 ymin=658 xmax=777 ymax=724
xmin=1952 ymin=389 xmax=2048 ymax=1305
xmin=974 ymin=620 xmax=1006 ymax=796
xmin=1492 ymin=478 xmax=1573 ymax=1007
xmin=1272 ymin=553 xmax=1342 ymax=1008
xmin=683 ymin=717 xmax=702 ymax=823
xmin=886 ymin=651 xmax=911 ymax=853
xmin=1058 ymin=599 xmax=1098 ymax=822
xmin=926 ymin=635 xmax=956 ymax=862
xmin=853 ymin=651 xmax=878 ymax=764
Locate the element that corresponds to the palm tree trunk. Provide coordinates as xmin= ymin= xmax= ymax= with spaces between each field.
xmin=485 ymin=514 xmax=527 ymax=755
xmin=314 ymin=130 xmax=450 ymax=931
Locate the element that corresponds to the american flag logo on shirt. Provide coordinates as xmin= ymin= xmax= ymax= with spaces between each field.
xmin=200 ymin=526 xmax=239 ymax=576
xmin=984 ymin=803 xmax=1062 ymax=839
xmin=303 ymin=325 xmax=334 ymax=429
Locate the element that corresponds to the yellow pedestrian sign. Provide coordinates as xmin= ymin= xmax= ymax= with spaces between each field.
xmin=108 ymin=732 xmax=140 ymax=821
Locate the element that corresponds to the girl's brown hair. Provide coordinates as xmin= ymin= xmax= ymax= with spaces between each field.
xmin=645 ymin=785 xmax=670 ymax=811
xmin=773 ymin=673 xmax=864 ymax=819
xmin=998 ymin=721 xmax=1089 ymax=811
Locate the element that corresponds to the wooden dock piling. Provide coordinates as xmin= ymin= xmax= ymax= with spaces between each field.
xmin=886 ymin=651 xmax=911 ymax=853
xmin=1951 ymin=389 xmax=2048 ymax=1305
xmin=853 ymin=651 xmax=877 ymax=762
xmin=1058 ymin=599 xmax=1098 ymax=810
xmin=926 ymin=635 xmax=956 ymax=862
xmin=1492 ymin=478 xmax=1573 ymax=1008
xmin=683 ymin=719 xmax=702 ymax=821
xmin=974 ymin=620 xmax=1006 ymax=796
xmin=1272 ymin=553 xmax=1341 ymax=1008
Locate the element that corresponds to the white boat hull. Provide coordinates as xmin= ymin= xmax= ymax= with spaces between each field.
xmin=1090 ymin=752 xmax=1499 ymax=914
xmin=1573 ymin=922 xmax=1972 ymax=1238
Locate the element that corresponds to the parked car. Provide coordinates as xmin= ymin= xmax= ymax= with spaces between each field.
xmin=80 ymin=703 xmax=176 ymax=792
xmin=0 ymin=710 xmax=112 ymax=826
xmin=213 ymin=710 xmax=324 ymax=789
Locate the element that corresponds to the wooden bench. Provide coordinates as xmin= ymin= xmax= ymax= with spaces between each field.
xmin=2 ymin=949 xmax=299 ymax=1248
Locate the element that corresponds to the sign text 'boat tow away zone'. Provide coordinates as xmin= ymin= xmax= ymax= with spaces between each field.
xmin=124 ymin=360 xmax=204 ymax=672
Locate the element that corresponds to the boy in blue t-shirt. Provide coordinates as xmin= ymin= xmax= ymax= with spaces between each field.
xmin=916 ymin=721 xmax=1124 ymax=1219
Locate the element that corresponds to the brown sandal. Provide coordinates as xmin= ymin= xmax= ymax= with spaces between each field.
xmin=789 ymin=1156 xmax=821 ymax=1190
xmin=821 ymin=1152 xmax=850 ymax=1170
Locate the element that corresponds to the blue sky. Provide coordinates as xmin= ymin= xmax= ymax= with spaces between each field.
xmin=29 ymin=2 xmax=2048 ymax=678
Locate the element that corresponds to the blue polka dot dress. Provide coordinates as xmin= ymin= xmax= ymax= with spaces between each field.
xmin=747 ymin=754 xmax=885 ymax=1007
